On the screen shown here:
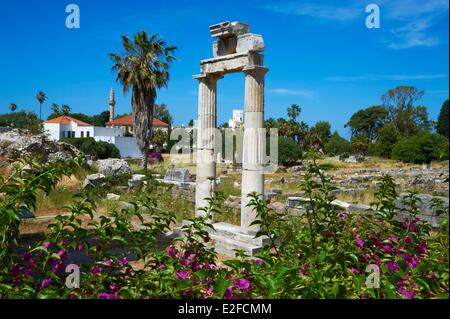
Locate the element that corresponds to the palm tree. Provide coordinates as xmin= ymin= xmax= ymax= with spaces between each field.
xmin=9 ymin=103 xmax=17 ymax=112
xmin=51 ymin=103 xmax=60 ymax=115
xmin=61 ymin=104 xmax=71 ymax=115
xmin=287 ymin=104 xmax=301 ymax=122
xmin=109 ymin=31 xmax=176 ymax=170
xmin=36 ymin=91 xmax=47 ymax=120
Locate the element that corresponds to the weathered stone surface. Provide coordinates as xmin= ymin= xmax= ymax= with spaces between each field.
xmin=286 ymin=165 xmax=304 ymax=173
xmin=18 ymin=208 xmax=35 ymax=219
xmin=106 ymin=193 xmax=120 ymax=201
xmin=82 ymin=173 xmax=106 ymax=189
xmin=0 ymin=129 xmax=80 ymax=167
xmin=96 ymin=159 xmax=131 ymax=177
xmin=395 ymin=193 xmax=449 ymax=227
xmin=165 ymin=168 xmax=191 ymax=183
xmin=128 ymin=174 xmax=146 ymax=188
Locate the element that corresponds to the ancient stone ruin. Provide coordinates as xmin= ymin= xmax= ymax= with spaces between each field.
xmin=194 ymin=21 xmax=269 ymax=256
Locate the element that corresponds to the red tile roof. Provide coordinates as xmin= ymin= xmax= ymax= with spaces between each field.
xmin=106 ymin=115 xmax=169 ymax=127
xmin=45 ymin=116 xmax=91 ymax=126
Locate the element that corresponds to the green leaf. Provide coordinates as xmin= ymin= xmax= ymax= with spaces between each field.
xmin=214 ymin=277 xmax=232 ymax=297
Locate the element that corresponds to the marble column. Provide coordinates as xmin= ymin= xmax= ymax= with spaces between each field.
xmin=241 ymin=66 xmax=269 ymax=234
xmin=193 ymin=73 xmax=221 ymax=220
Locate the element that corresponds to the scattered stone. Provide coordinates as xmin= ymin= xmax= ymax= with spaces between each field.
xmin=345 ymin=156 xmax=358 ymax=163
xmin=324 ymin=156 xmax=341 ymax=162
xmin=96 ymin=158 xmax=131 ymax=177
xmin=128 ymin=174 xmax=146 ymax=188
xmin=18 ymin=208 xmax=35 ymax=219
xmin=286 ymin=165 xmax=304 ymax=173
xmin=164 ymin=168 xmax=191 ymax=183
xmin=106 ymin=193 xmax=120 ymax=201
xmin=82 ymin=173 xmax=106 ymax=189
xmin=0 ymin=129 xmax=80 ymax=167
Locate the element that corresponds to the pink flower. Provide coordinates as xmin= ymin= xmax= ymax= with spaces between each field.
xmin=398 ymin=287 xmax=415 ymax=299
xmin=224 ymin=286 xmax=234 ymax=299
xmin=42 ymin=242 xmax=51 ymax=248
xmin=254 ymin=259 xmax=264 ymax=265
xmin=176 ymin=270 xmax=191 ymax=280
xmin=38 ymin=278 xmax=52 ymax=290
xmin=159 ymin=264 xmax=166 ymax=270
xmin=381 ymin=244 xmax=393 ymax=255
xmin=355 ymin=237 xmax=365 ymax=248
xmin=415 ymin=242 xmax=428 ymax=255
xmin=338 ymin=211 xmax=347 ymax=219
xmin=110 ymin=284 xmax=119 ymax=292
xmin=91 ymin=265 xmax=103 ymax=275
xmin=404 ymin=235 xmax=412 ymax=244
xmin=349 ymin=267 xmax=359 ymax=274
xmin=387 ymin=236 xmax=397 ymax=243
xmin=233 ymin=278 xmax=251 ymax=291
xmin=167 ymin=246 xmax=177 ymax=258
xmin=386 ymin=261 xmax=400 ymax=272
xmin=76 ymin=243 xmax=84 ymax=252
xmin=57 ymin=249 xmax=68 ymax=260
xmin=407 ymin=256 xmax=420 ymax=269
xmin=103 ymin=258 xmax=113 ymax=267
xmin=180 ymin=259 xmax=190 ymax=267
xmin=118 ymin=257 xmax=128 ymax=267
xmin=97 ymin=292 xmax=119 ymax=299
xmin=60 ymin=239 xmax=68 ymax=246
xmin=203 ymin=236 xmax=211 ymax=243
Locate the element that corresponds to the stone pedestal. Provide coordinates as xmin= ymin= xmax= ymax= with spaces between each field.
xmin=241 ymin=66 xmax=268 ymax=234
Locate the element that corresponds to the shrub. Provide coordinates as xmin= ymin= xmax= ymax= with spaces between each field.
xmin=62 ymin=137 xmax=120 ymax=159
xmin=391 ymin=133 xmax=449 ymax=163
xmin=0 ymin=111 xmax=42 ymax=134
xmin=277 ymin=137 xmax=302 ymax=166
xmin=325 ymin=131 xmax=352 ymax=155
xmin=370 ymin=123 xmax=400 ymax=158
xmin=0 ymin=156 xmax=448 ymax=299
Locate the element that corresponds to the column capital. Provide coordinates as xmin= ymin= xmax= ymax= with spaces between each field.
xmin=193 ymin=73 xmax=224 ymax=83
xmin=243 ymin=66 xmax=269 ymax=77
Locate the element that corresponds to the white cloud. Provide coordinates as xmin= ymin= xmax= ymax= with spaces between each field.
xmin=262 ymin=2 xmax=361 ymax=22
xmin=326 ymin=74 xmax=448 ymax=82
xmin=261 ymin=0 xmax=448 ymax=49
xmin=268 ymin=88 xmax=316 ymax=98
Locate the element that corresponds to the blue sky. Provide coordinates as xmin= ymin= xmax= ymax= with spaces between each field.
xmin=0 ymin=0 xmax=448 ymax=138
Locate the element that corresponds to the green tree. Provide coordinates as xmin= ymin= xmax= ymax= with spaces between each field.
xmin=9 ymin=103 xmax=17 ymax=112
xmin=188 ymin=119 xmax=194 ymax=127
xmin=370 ymin=123 xmax=400 ymax=158
xmin=324 ymin=131 xmax=352 ymax=155
xmin=381 ymin=86 xmax=431 ymax=137
xmin=437 ymin=99 xmax=449 ymax=138
xmin=154 ymin=103 xmax=173 ymax=125
xmin=277 ymin=136 xmax=302 ymax=166
xmin=392 ymin=133 xmax=449 ymax=163
xmin=36 ymin=91 xmax=47 ymax=120
xmin=346 ymin=105 xmax=388 ymax=142
xmin=91 ymin=111 xmax=111 ymax=127
xmin=309 ymin=121 xmax=331 ymax=151
xmin=152 ymin=129 xmax=169 ymax=151
xmin=0 ymin=111 xmax=42 ymax=134
xmin=351 ymin=136 xmax=370 ymax=156
xmin=110 ymin=31 xmax=176 ymax=171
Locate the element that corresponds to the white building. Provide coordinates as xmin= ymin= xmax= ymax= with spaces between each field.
xmin=44 ymin=116 xmax=141 ymax=158
xmin=228 ymin=109 xmax=243 ymax=128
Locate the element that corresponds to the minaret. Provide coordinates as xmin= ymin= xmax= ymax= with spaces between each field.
xmin=109 ymin=88 xmax=115 ymax=123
